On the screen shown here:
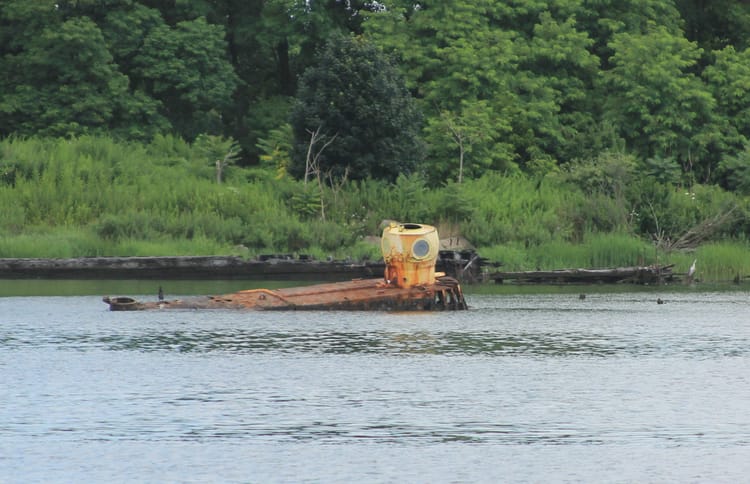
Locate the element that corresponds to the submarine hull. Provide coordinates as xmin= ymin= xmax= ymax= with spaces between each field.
xmin=103 ymin=276 xmax=468 ymax=311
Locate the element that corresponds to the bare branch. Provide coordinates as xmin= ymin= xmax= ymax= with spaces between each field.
xmin=669 ymin=205 xmax=740 ymax=250
xmin=303 ymin=126 xmax=339 ymax=220
xmin=304 ymin=127 xmax=338 ymax=185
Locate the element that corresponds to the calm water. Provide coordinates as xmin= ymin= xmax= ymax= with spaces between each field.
xmin=2 ymin=283 xmax=750 ymax=483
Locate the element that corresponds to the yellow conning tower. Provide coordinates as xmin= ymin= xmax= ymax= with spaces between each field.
xmin=381 ymin=222 xmax=439 ymax=288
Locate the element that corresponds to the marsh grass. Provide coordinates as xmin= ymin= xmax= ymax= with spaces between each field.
xmin=481 ymin=238 xmax=750 ymax=282
xmin=482 ymin=232 xmax=653 ymax=271
xmin=689 ymin=242 xmax=750 ymax=282
xmin=1 ymin=136 xmax=749 ymax=281
xmin=0 ymin=228 xmax=235 ymax=258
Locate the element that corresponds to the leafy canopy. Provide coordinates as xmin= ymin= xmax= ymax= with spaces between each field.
xmin=289 ymin=35 xmax=424 ymax=182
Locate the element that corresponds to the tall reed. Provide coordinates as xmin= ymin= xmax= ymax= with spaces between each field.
xmin=690 ymin=242 xmax=750 ymax=282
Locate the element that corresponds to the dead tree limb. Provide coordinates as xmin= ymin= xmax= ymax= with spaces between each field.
xmin=669 ymin=205 xmax=740 ymax=250
xmin=304 ymin=127 xmax=338 ymax=220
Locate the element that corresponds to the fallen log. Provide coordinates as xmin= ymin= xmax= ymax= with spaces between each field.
xmin=490 ymin=265 xmax=676 ymax=285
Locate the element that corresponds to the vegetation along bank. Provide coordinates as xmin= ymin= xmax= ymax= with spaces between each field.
xmin=2 ymin=3 xmax=750 ymax=282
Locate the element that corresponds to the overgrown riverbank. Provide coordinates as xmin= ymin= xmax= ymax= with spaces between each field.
xmin=1 ymin=137 xmax=749 ymax=282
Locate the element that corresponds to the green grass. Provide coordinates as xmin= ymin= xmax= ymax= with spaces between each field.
xmin=0 ymin=228 xmax=236 ymax=258
xmin=690 ymin=242 xmax=750 ymax=282
xmin=481 ymin=232 xmax=653 ymax=271
xmin=1 ymin=135 xmax=749 ymax=283
xmin=0 ymin=229 xmax=104 ymax=258
xmin=480 ymin=238 xmax=750 ymax=282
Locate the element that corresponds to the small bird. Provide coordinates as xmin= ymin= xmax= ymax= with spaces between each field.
xmin=158 ymin=286 xmax=164 ymax=301
xmin=688 ymin=259 xmax=697 ymax=278
xmin=657 ymin=298 xmax=664 ymax=304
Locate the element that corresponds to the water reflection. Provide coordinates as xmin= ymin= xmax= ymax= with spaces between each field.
xmin=241 ymin=422 xmax=732 ymax=446
xmin=3 ymin=292 xmax=750 ymax=483
xmin=10 ymin=328 xmax=746 ymax=359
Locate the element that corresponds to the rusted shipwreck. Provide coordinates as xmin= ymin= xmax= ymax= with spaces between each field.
xmin=103 ymin=223 xmax=468 ymax=311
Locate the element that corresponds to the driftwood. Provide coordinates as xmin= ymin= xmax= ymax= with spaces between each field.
xmin=651 ymin=204 xmax=740 ymax=251
xmin=490 ymin=264 xmax=676 ymax=285
xmin=668 ymin=206 xmax=739 ymax=250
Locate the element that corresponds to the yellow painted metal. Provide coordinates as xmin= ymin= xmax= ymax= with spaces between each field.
xmin=381 ymin=222 xmax=439 ymax=288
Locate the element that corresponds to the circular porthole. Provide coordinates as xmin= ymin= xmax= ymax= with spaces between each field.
xmin=412 ymin=238 xmax=431 ymax=259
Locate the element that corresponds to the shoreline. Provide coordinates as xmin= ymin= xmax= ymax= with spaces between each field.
xmin=0 ymin=256 xmax=383 ymax=281
xmin=0 ymin=252 xmax=483 ymax=282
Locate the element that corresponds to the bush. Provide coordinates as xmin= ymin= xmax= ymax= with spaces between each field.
xmin=95 ymin=212 xmax=155 ymax=241
xmin=2 ymin=136 xmax=749 ymax=266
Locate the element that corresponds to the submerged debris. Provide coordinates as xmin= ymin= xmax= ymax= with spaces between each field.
xmin=104 ymin=223 xmax=467 ymax=311
xmin=490 ymin=264 xmax=676 ymax=285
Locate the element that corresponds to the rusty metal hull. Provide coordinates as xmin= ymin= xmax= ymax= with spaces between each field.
xmin=103 ymin=276 xmax=468 ymax=311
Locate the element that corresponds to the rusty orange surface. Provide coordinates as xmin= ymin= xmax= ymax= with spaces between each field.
xmin=104 ymin=276 xmax=467 ymax=311
xmin=381 ymin=222 xmax=439 ymax=288
xmin=103 ymin=223 xmax=468 ymax=311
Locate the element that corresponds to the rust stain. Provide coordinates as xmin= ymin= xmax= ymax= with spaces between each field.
xmin=103 ymin=223 xmax=468 ymax=311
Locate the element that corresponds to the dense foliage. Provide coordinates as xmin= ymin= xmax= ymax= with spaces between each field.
xmin=289 ymin=35 xmax=424 ymax=182
xmin=3 ymin=0 xmax=750 ymax=188
xmin=1 ymin=137 xmax=749 ymax=281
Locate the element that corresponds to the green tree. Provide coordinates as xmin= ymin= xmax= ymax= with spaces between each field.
xmin=574 ymin=0 xmax=684 ymax=67
xmin=703 ymin=46 xmax=750 ymax=154
xmin=256 ymin=123 xmax=294 ymax=179
xmin=226 ymin=1 xmax=378 ymax=162
xmin=364 ymin=0 xmax=521 ymax=179
xmin=718 ymin=145 xmax=750 ymax=194
xmin=0 ymin=13 xmax=144 ymax=138
xmin=600 ymin=26 xmax=718 ymax=180
xmin=365 ymin=1 xmax=599 ymax=176
xmin=677 ymin=0 xmax=750 ymax=53
xmin=644 ymin=155 xmax=683 ymax=186
xmin=194 ymin=134 xmax=241 ymax=184
xmin=133 ymin=16 xmax=239 ymax=140
xmin=0 ymin=1 xmax=57 ymax=53
xmin=289 ymin=35 xmax=424 ymax=182
xmin=513 ymin=12 xmax=600 ymax=164
xmin=0 ymin=1 xmax=237 ymax=140
xmin=424 ymin=100 xmax=514 ymax=184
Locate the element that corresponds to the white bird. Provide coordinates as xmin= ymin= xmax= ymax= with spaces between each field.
xmin=688 ymin=259 xmax=697 ymax=278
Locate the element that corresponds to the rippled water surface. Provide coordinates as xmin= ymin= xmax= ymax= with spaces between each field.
xmin=2 ymin=287 xmax=750 ymax=482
